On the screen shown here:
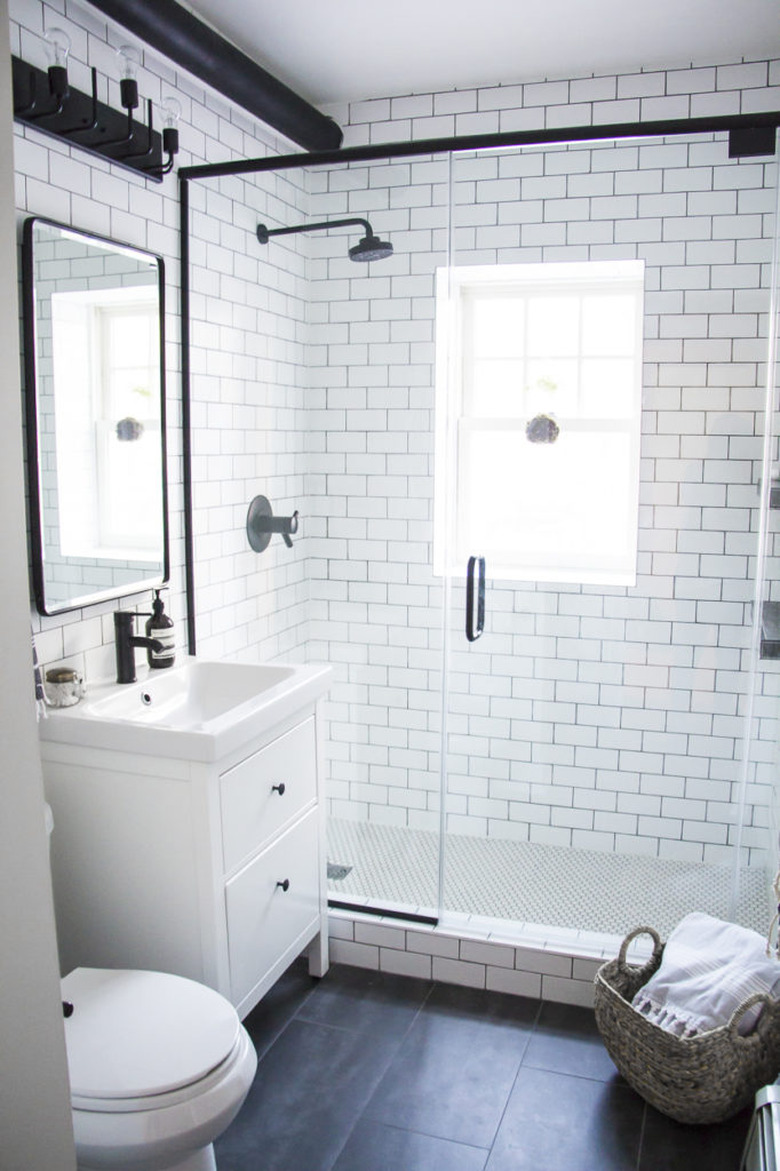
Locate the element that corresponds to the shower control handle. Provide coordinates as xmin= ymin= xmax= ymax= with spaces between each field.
xmin=272 ymin=783 xmax=286 ymax=796
xmin=276 ymin=879 xmax=290 ymax=892
xmin=466 ymin=555 xmax=486 ymax=642
xmin=246 ymin=495 xmax=299 ymax=552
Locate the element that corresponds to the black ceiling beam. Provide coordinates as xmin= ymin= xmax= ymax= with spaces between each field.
xmin=86 ymin=0 xmax=343 ymax=151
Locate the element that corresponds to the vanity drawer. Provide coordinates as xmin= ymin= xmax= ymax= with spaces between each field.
xmin=225 ymin=807 xmax=320 ymax=1007
xmin=220 ymin=717 xmax=316 ymax=872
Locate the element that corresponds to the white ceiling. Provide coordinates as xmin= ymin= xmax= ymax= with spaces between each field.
xmin=183 ymin=0 xmax=780 ymax=108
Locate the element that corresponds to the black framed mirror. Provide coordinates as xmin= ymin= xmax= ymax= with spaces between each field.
xmin=22 ymin=217 xmax=169 ymax=616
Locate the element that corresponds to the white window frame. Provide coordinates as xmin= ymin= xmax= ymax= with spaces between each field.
xmin=434 ymin=259 xmax=645 ymax=586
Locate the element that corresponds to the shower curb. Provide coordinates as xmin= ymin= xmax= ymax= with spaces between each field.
xmin=326 ymin=907 xmax=655 ymax=1008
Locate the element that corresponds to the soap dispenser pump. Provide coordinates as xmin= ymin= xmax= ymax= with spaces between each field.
xmin=145 ymin=590 xmax=175 ymax=669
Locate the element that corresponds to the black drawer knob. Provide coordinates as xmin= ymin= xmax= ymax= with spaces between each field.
xmin=276 ymin=878 xmax=290 ymax=892
xmin=272 ymin=783 xmax=286 ymax=796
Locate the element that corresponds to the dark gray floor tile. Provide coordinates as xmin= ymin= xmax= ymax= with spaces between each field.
xmin=523 ymin=1000 xmax=621 ymax=1083
xmin=240 ymin=957 xmax=317 ymax=1060
xmin=332 ymin=1118 xmax=489 ymax=1171
xmin=216 ymin=1017 xmax=403 ymax=1171
xmin=486 ymin=1065 xmax=644 ymax=1171
xmin=363 ymin=982 xmax=539 ymax=1148
xmin=220 ymin=962 xmax=753 ymax=1171
xmin=639 ymin=1102 xmax=752 ymax=1171
xmin=298 ymin=961 xmax=433 ymax=1038
xmin=426 ymin=982 xmax=541 ymax=1021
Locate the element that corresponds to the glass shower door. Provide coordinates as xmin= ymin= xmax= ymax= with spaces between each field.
xmin=438 ymin=133 xmax=780 ymax=942
xmin=317 ymin=153 xmax=452 ymax=920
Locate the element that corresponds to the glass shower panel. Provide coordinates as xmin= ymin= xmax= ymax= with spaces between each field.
xmin=310 ymin=154 xmax=452 ymax=917
xmin=189 ymin=167 xmax=311 ymax=665
xmin=737 ymin=154 xmax=780 ymax=934
xmin=439 ymin=134 xmax=780 ymax=941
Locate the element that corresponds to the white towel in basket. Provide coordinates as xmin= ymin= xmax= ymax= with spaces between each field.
xmin=631 ymin=912 xmax=780 ymax=1038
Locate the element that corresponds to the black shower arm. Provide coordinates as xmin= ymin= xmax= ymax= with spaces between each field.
xmin=257 ymin=217 xmax=373 ymax=244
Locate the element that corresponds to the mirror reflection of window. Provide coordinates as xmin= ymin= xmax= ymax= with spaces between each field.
xmin=98 ymin=300 xmax=162 ymax=554
xmin=51 ymin=288 xmax=162 ymax=560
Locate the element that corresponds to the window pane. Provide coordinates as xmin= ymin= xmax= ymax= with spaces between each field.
xmin=469 ymin=358 xmax=525 ymax=416
xmin=107 ymin=311 xmax=154 ymax=359
xmin=109 ymin=368 xmax=159 ymax=419
xmin=469 ymin=358 xmax=580 ymax=418
xmin=527 ymin=296 xmax=579 ymax=356
xmin=469 ymin=296 xmax=525 ymax=357
xmin=460 ymin=428 xmax=634 ymax=563
xmin=525 ymin=358 xmax=579 ymax=415
xmin=581 ymin=294 xmax=637 ymax=356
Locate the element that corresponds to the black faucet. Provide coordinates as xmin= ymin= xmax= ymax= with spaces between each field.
xmin=114 ymin=612 xmax=165 ymax=684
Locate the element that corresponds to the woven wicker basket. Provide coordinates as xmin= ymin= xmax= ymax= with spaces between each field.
xmin=593 ymin=925 xmax=780 ymax=1125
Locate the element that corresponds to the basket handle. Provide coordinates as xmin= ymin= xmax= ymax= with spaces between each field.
xmin=728 ymin=992 xmax=776 ymax=1042
xmin=617 ymin=925 xmax=663 ymax=977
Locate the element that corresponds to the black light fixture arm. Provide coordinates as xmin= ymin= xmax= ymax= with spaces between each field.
xmin=257 ymin=217 xmax=373 ymax=244
xmin=123 ymin=100 xmax=158 ymax=162
xmin=26 ymin=83 xmax=66 ymax=122
xmin=60 ymin=68 xmax=100 ymax=137
xmin=99 ymin=104 xmax=138 ymax=149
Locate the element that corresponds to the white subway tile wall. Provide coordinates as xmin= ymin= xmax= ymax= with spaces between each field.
xmin=15 ymin=0 xmax=307 ymax=683
xmin=13 ymin=0 xmax=780 ymax=994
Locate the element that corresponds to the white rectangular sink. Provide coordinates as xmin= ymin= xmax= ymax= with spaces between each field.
xmin=39 ymin=657 xmax=332 ymax=761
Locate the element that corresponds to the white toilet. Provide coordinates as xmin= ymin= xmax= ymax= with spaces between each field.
xmin=46 ymin=806 xmax=257 ymax=1171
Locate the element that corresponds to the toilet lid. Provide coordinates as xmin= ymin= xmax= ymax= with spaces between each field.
xmin=61 ymin=968 xmax=241 ymax=1100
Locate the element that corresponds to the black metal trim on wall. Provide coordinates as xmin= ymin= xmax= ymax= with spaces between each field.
xmin=179 ymin=111 xmax=780 ymax=655
xmin=180 ymin=109 xmax=780 ymax=182
xmin=180 ymin=179 xmax=196 ymax=655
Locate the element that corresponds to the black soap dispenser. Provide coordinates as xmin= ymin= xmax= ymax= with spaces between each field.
xmin=145 ymin=589 xmax=175 ymax=669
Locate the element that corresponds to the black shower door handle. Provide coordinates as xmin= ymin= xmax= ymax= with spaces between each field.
xmin=465 ymin=556 xmax=485 ymax=642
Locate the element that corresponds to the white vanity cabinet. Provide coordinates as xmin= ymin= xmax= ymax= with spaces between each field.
xmin=40 ymin=692 xmax=330 ymax=1020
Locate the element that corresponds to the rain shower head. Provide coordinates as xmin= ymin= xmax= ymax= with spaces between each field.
xmin=349 ymin=233 xmax=394 ymax=263
xmin=256 ymin=216 xmax=393 ymax=263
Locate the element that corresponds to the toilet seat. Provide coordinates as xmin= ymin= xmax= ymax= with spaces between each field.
xmin=69 ymin=1023 xmax=257 ymax=1170
xmin=62 ymin=967 xmax=241 ymax=1107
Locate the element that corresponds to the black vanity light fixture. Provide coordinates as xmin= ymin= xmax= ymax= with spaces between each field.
xmin=256 ymin=217 xmax=394 ymax=263
xmin=12 ymin=31 xmax=180 ymax=182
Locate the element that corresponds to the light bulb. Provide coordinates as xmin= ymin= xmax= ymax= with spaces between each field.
xmin=116 ymin=44 xmax=140 ymax=81
xmin=161 ymin=96 xmax=181 ymax=130
xmin=44 ymin=27 xmax=71 ymax=98
xmin=116 ymin=44 xmax=141 ymax=110
xmin=44 ymin=27 xmax=71 ymax=69
xmin=161 ymin=96 xmax=181 ymax=157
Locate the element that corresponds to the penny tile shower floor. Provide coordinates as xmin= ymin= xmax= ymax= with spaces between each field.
xmin=327 ymin=818 xmax=768 ymax=938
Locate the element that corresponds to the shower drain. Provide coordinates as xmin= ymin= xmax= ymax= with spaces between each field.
xmin=327 ymin=862 xmax=352 ymax=881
